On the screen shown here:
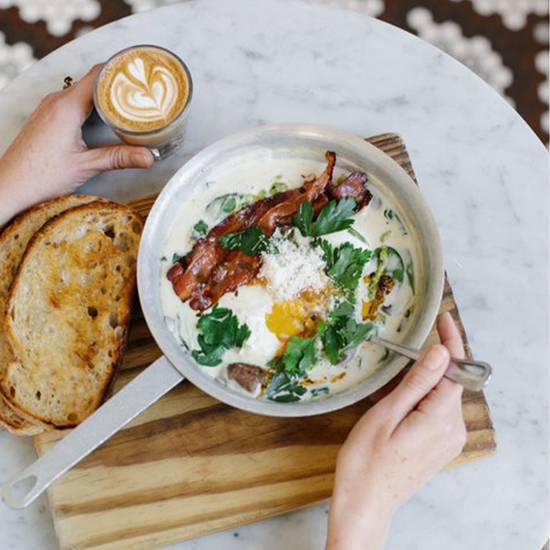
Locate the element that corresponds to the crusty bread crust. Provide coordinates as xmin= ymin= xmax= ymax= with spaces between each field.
xmin=1 ymin=200 xmax=143 ymax=429
xmin=0 ymin=195 xmax=100 ymax=435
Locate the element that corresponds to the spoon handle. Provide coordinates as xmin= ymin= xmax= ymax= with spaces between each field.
xmin=373 ymin=337 xmax=492 ymax=392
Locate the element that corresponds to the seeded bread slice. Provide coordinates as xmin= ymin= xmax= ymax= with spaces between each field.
xmin=1 ymin=200 xmax=143 ymax=428
xmin=0 ymin=195 xmax=99 ymax=435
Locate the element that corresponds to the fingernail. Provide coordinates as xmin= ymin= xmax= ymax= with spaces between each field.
xmin=131 ymin=152 xmax=148 ymax=166
xmin=424 ymin=345 xmax=448 ymax=371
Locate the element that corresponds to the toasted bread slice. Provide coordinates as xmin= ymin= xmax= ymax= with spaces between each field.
xmin=0 ymin=195 xmax=99 ymax=435
xmin=1 ymin=200 xmax=143 ymax=428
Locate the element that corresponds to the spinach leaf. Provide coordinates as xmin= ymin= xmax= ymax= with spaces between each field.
xmin=172 ymin=252 xmax=185 ymax=264
xmin=384 ymin=247 xmax=405 ymax=283
xmin=218 ymin=228 xmax=270 ymax=256
xmin=384 ymin=208 xmax=408 ymax=235
xmin=256 ymin=181 xmax=289 ymax=200
xmin=311 ymin=386 xmax=330 ymax=398
xmin=319 ymin=303 xmax=376 ymax=364
xmin=191 ymin=307 xmax=251 ymax=366
xmin=294 ymin=198 xmax=357 ymax=237
xmin=266 ymin=371 xmax=307 ymax=402
xmin=206 ymin=193 xmax=255 ymax=221
xmin=367 ymin=246 xmax=405 ymax=300
xmin=192 ymin=220 xmax=209 ymax=240
xmin=318 ymin=240 xmax=372 ymax=296
xmin=406 ymin=261 xmax=415 ymax=294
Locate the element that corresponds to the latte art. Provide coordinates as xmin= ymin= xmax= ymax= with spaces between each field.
xmin=111 ymin=58 xmax=178 ymax=124
xmin=96 ymin=46 xmax=190 ymax=133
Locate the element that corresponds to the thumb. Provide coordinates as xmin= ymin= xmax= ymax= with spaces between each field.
xmin=83 ymin=145 xmax=154 ymax=173
xmin=384 ymin=344 xmax=450 ymax=423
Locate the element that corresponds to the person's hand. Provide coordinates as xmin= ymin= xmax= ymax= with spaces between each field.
xmin=327 ymin=312 xmax=467 ymax=550
xmin=0 ymin=65 xmax=154 ymax=225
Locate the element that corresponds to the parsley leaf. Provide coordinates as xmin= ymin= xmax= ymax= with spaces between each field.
xmin=192 ymin=220 xmax=209 ymax=240
xmin=294 ymin=198 xmax=357 ymax=237
xmin=271 ymin=336 xmax=318 ymax=377
xmin=266 ymin=337 xmax=317 ymax=402
xmin=191 ymin=307 xmax=251 ymax=366
xmin=318 ymin=240 xmax=372 ymax=296
xmin=319 ymin=303 xmax=376 ymax=364
xmin=294 ymin=201 xmax=315 ymax=236
xmin=218 ymin=228 xmax=270 ymax=256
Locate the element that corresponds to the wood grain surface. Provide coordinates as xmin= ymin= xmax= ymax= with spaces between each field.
xmin=34 ymin=133 xmax=496 ymax=550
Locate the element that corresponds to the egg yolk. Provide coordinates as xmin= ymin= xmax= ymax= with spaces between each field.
xmin=265 ymin=291 xmax=327 ymax=340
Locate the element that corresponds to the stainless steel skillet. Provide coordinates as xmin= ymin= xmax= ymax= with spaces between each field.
xmin=1 ymin=124 xmax=477 ymax=509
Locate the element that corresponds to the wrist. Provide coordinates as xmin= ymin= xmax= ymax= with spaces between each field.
xmin=327 ymin=491 xmax=393 ymax=550
xmin=0 ymin=183 xmax=20 ymax=228
xmin=0 ymin=161 xmax=32 ymax=227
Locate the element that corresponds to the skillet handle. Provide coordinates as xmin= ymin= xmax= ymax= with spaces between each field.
xmin=1 ymin=356 xmax=182 ymax=509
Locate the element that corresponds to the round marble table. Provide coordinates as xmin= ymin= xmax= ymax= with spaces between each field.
xmin=0 ymin=1 xmax=547 ymax=549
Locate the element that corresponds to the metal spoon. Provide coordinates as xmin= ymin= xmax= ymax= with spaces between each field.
xmin=349 ymin=336 xmax=492 ymax=392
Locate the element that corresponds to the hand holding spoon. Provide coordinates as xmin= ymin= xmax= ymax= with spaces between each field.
xmin=372 ymin=336 xmax=492 ymax=392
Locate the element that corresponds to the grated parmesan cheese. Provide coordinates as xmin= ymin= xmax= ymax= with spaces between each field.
xmin=259 ymin=232 xmax=327 ymax=301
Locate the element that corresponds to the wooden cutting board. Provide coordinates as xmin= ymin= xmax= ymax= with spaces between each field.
xmin=34 ymin=133 xmax=496 ymax=550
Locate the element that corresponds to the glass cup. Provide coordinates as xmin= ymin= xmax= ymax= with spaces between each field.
xmin=93 ymin=45 xmax=193 ymax=160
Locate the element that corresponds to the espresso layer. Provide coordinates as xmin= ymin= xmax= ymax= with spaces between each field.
xmin=97 ymin=46 xmax=189 ymax=133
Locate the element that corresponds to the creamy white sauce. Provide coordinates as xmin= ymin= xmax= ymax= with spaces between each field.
xmin=160 ymin=154 xmax=420 ymax=401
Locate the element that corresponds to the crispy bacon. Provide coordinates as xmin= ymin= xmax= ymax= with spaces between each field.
xmin=330 ymin=171 xmax=371 ymax=208
xmin=258 ymin=151 xmax=336 ymax=234
xmin=204 ymin=251 xmax=261 ymax=309
xmin=168 ymin=151 xmax=370 ymax=311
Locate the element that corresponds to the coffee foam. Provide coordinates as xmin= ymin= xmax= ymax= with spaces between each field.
xmin=97 ymin=47 xmax=189 ymax=133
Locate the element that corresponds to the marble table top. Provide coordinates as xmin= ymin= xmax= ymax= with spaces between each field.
xmin=0 ymin=1 xmax=548 ymax=549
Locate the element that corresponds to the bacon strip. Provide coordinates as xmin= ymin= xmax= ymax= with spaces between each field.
xmin=330 ymin=171 xmax=372 ymax=208
xmin=168 ymin=151 xmax=370 ymax=311
xmin=258 ymin=151 xmax=336 ymax=234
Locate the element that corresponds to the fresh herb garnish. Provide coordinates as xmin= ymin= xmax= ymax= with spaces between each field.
xmin=271 ymin=336 xmax=318 ymax=377
xmin=318 ymin=240 xmax=372 ymax=296
xmin=192 ymin=220 xmax=209 ymax=240
xmin=191 ymin=307 xmax=251 ymax=366
xmin=266 ymin=337 xmax=318 ymax=402
xmin=218 ymin=227 xmax=270 ymax=256
xmin=319 ymin=302 xmax=376 ymax=364
xmin=294 ymin=198 xmax=357 ymax=237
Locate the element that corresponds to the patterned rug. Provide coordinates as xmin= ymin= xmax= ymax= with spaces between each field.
xmin=0 ymin=0 xmax=548 ymax=145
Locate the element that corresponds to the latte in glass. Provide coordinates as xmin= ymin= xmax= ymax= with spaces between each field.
xmin=94 ymin=45 xmax=193 ymax=157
